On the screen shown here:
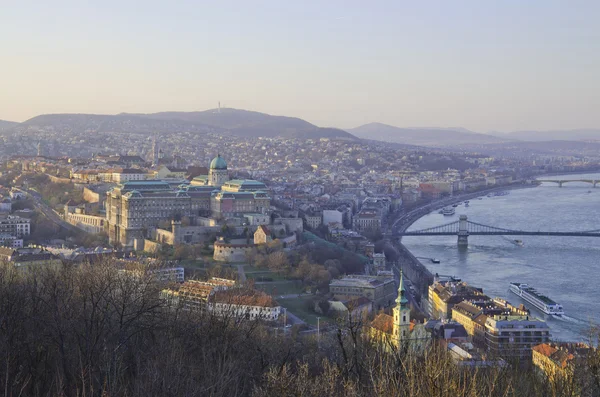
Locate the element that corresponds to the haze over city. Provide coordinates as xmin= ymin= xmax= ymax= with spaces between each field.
xmin=2 ymin=0 xmax=600 ymax=132
xmin=1 ymin=2 xmax=600 ymax=396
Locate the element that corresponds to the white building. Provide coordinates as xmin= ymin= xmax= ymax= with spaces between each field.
xmin=304 ymin=213 xmax=322 ymax=229
xmin=65 ymin=211 xmax=105 ymax=234
xmin=322 ymin=209 xmax=343 ymax=226
xmin=0 ymin=215 xmax=31 ymax=238
xmin=112 ymin=168 xmax=148 ymax=183
xmin=0 ymin=234 xmax=23 ymax=248
xmin=208 ymin=289 xmax=282 ymax=321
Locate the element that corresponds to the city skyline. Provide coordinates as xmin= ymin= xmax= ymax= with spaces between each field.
xmin=2 ymin=1 xmax=600 ymax=132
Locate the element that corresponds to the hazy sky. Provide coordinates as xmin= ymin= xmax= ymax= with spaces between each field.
xmin=1 ymin=1 xmax=599 ymax=131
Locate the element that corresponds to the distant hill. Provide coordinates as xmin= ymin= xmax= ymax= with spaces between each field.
xmin=0 ymin=119 xmax=18 ymax=132
xmin=9 ymin=109 xmax=357 ymax=141
xmin=134 ymin=108 xmax=358 ymax=140
xmin=481 ymin=140 xmax=600 ymax=152
xmin=17 ymin=113 xmax=217 ymax=135
xmin=492 ymin=129 xmax=600 ymax=142
xmin=348 ymin=123 xmax=510 ymax=147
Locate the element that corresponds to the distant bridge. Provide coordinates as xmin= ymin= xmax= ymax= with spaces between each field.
xmin=538 ymin=179 xmax=598 ymax=187
xmin=392 ymin=215 xmax=600 ymax=246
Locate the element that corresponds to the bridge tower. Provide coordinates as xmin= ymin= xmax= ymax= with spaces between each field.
xmin=457 ymin=215 xmax=469 ymax=247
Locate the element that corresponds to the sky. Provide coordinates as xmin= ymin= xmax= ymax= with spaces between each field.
xmin=1 ymin=0 xmax=599 ymax=132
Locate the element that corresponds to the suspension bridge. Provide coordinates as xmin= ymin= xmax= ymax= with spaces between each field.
xmin=392 ymin=215 xmax=600 ymax=247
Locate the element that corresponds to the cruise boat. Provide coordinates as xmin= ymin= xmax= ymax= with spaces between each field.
xmin=441 ymin=207 xmax=455 ymax=216
xmin=509 ymin=283 xmax=564 ymax=315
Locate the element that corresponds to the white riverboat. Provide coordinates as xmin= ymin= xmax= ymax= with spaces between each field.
xmin=441 ymin=207 xmax=455 ymax=216
xmin=509 ymin=283 xmax=564 ymax=315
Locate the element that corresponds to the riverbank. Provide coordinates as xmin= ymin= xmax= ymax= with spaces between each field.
xmin=393 ymin=183 xmax=536 ymax=234
xmin=388 ymin=183 xmax=536 ymax=308
xmin=400 ymin=176 xmax=600 ymax=341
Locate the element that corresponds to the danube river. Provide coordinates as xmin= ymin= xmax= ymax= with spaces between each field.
xmin=403 ymin=173 xmax=600 ymax=342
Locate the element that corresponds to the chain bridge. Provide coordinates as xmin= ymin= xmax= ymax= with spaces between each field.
xmin=394 ymin=215 xmax=600 ymax=247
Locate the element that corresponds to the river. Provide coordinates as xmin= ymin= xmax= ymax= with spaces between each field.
xmin=403 ymin=173 xmax=600 ymax=342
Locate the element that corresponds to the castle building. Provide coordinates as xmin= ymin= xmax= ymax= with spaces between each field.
xmin=106 ymin=180 xmax=192 ymax=246
xmin=191 ymin=154 xmax=229 ymax=188
xmin=105 ymin=155 xmax=271 ymax=246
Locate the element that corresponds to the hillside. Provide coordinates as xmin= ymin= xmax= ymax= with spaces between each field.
xmin=349 ymin=122 xmax=511 ymax=146
xmin=8 ymin=109 xmax=358 ymax=141
xmin=0 ymin=119 xmax=18 ymax=132
xmin=136 ymin=108 xmax=358 ymax=140
xmin=16 ymin=113 xmax=218 ymax=135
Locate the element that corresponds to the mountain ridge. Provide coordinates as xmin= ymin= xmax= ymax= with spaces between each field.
xmin=0 ymin=119 xmax=18 ymax=131
xmin=10 ymin=109 xmax=357 ymax=141
xmin=348 ymin=122 xmax=512 ymax=146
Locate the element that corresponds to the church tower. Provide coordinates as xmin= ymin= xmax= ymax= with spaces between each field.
xmin=209 ymin=154 xmax=228 ymax=187
xmin=150 ymin=135 xmax=159 ymax=166
xmin=393 ymin=269 xmax=411 ymax=344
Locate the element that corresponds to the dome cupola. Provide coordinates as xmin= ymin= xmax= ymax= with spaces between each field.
xmin=210 ymin=154 xmax=227 ymax=170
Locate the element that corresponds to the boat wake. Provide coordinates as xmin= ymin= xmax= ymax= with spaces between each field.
xmin=552 ymin=314 xmax=589 ymax=326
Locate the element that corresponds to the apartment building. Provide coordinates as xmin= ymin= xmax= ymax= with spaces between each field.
xmin=485 ymin=315 xmax=551 ymax=359
xmin=0 ymin=215 xmax=31 ymax=238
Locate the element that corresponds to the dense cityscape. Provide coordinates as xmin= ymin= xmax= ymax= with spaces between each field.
xmin=2 ymin=1 xmax=600 ymax=395
xmin=0 ymin=108 xmax=599 ymax=395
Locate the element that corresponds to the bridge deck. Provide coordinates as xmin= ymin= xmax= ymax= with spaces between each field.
xmin=399 ymin=231 xmax=600 ymax=237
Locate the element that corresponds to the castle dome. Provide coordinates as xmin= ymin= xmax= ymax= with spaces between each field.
xmin=210 ymin=154 xmax=227 ymax=170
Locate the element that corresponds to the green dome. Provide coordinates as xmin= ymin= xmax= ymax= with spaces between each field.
xmin=210 ymin=154 xmax=227 ymax=170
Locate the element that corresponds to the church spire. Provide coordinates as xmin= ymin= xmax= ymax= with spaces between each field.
xmin=396 ymin=269 xmax=409 ymax=307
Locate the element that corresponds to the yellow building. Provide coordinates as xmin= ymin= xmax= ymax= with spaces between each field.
xmin=254 ymin=225 xmax=272 ymax=245
xmin=0 ymin=247 xmax=63 ymax=270
xmin=532 ymin=343 xmax=589 ymax=382
xmin=451 ymin=301 xmax=482 ymax=337
xmin=428 ymin=280 xmax=487 ymax=320
xmin=153 ymin=165 xmax=187 ymax=179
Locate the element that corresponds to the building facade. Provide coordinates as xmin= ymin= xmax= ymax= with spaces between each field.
xmin=485 ymin=315 xmax=551 ymax=359
xmin=0 ymin=215 xmax=31 ymax=238
xmin=105 ymin=155 xmax=271 ymax=246
xmin=330 ymin=274 xmax=396 ymax=310
xmin=428 ymin=280 xmax=488 ymax=320
xmin=208 ymin=288 xmax=281 ymax=321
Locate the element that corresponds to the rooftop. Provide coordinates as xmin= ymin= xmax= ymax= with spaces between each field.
xmin=211 ymin=288 xmax=278 ymax=307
